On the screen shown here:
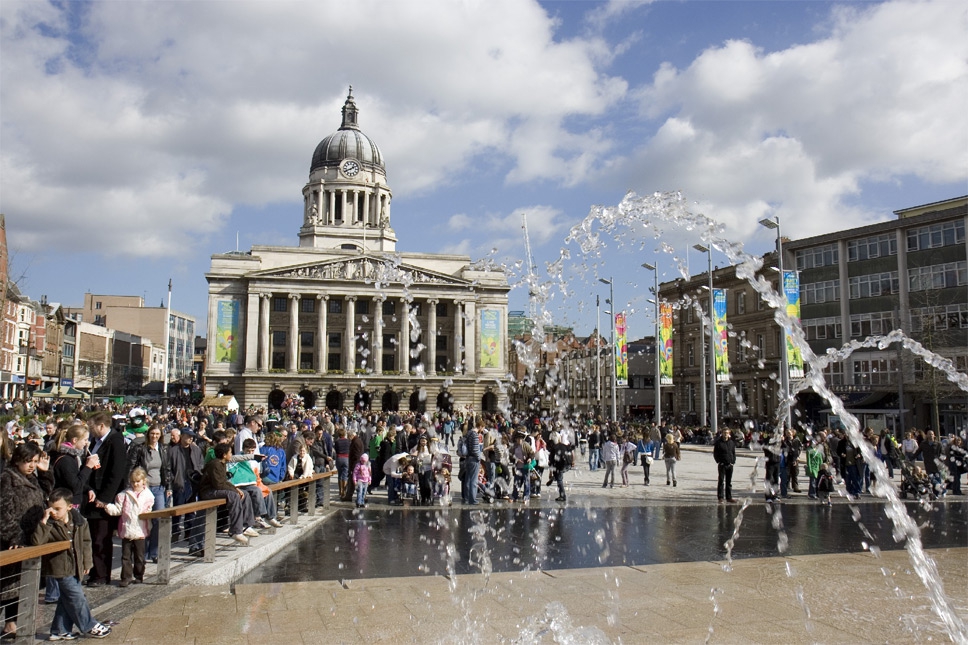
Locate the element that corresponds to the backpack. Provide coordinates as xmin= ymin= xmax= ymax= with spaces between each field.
xmin=457 ymin=435 xmax=468 ymax=458
xmin=622 ymin=449 xmax=633 ymax=466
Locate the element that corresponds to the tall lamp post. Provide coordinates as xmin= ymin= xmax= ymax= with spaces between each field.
xmin=642 ymin=263 xmax=662 ymax=428
xmin=692 ymin=245 xmax=718 ymax=438
xmin=598 ymin=277 xmax=617 ymax=422
xmin=758 ymin=216 xmax=790 ymax=431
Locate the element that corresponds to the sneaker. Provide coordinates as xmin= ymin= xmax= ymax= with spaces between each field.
xmin=187 ymin=545 xmax=204 ymax=557
xmin=242 ymin=527 xmax=260 ymax=538
xmin=86 ymin=623 xmax=111 ymax=639
xmin=48 ymin=634 xmax=78 ymax=641
xmin=231 ymin=534 xmax=250 ymax=545
xmin=267 ymin=518 xmax=284 ymax=528
xmin=254 ymin=518 xmax=270 ymax=529
xmin=673 ymin=481 xmax=677 ymax=487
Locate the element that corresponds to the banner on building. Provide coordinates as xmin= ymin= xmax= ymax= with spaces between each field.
xmin=215 ymin=299 xmax=240 ymax=363
xmin=659 ymin=303 xmax=674 ymax=386
xmin=615 ymin=312 xmax=628 ymax=386
xmin=712 ymin=289 xmax=730 ymax=383
xmin=783 ymin=270 xmax=805 ymax=379
xmin=479 ymin=308 xmax=501 ymax=369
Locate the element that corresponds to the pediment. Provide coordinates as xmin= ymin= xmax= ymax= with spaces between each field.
xmin=249 ymin=256 xmax=469 ymax=286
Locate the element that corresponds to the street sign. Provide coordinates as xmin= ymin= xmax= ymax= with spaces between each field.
xmin=60 ymin=378 xmax=74 ymax=387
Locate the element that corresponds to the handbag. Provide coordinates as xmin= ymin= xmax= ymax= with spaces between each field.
xmin=644 ymin=455 xmax=654 ymax=465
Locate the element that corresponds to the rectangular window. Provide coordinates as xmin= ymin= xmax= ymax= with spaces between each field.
xmin=436 ymin=302 xmax=448 ymax=317
xmin=852 ymin=358 xmax=897 ymax=386
xmin=908 ymin=261 xmax=968 ymax=292
xmin=847 ymin=234 xmax=897 ymax=262
xmin=736 ymin=291 xmax=746 ymax=315
xmin=848 ymin=272 xmax=899 ymax=299
xmin=271 ymin=352 xmax=286 ymax=370
xmin=63 ymin=344 xmax=75 ymax=358
xmin=300 ymin=299 xmax=316 ymax=313
xmin=300 ymin=331 xmax=314 ymax=347
xmin=736 ymin=332 xmax=747 ymax=362
xmin=272 ymin=331 xmax=286 ymax=347
xmin=299 ymin=352 xmax=314 ymax=370
xmin=687 ymin=342 xmax=695 ymax=367
xmin=356 ymin=300 xmax=369 ymax=315
xmin=273 ymin=297 xmax=288 ymax=312
xmin=795 ymin=244 xmax=840 ymax=270
xmin=800 ymin=280 xmax=841 ymax=305
xmin=328 ymin=300 xmax=343 ymax=314
xmin=436 ymin=334 xmax=447 ymax=351
xmin=907 ymin=220 xmax=965 ymax=251
xmin=382 ymin=354 xmax=396 ymax=372
xmin=411 ymin=303 xmax=422 ymax=316
xmin=435 ymin=355 xmax=448 ymax=373
xmin=328 ymin=353 xmax=341 ymax=371
xmin=383 ymin=335 xmax=396 ymax=349
xmin=383 ymin=300 xmax=396 ymax=316
xmin=756 ymin=334 xmax=765 ymax=361
xmin=328 ymin=332 xmax=341 ymax=348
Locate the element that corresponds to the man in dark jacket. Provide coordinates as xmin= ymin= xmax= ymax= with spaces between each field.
xmin=168 ymin=429 xmax=205 ymax=554
xmin=713 ymin=429 xmax=738 ymax=503
xmin=84 ymin=412 xmax=128 ymax=586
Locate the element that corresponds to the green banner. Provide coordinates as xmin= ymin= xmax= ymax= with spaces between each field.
xmin=615 ymin=312 xmax=628 ymax=386
xmin=215 ymin=299 xmax=240 ymax=363
xmin=783 ymin=271 xmax=805 ymax=379
xmin=713 ymin=289 xmax=730 ymax=383
xmin=659 ymin=303 xmax=674 ymax=386
xmin=479 ymin=308 xmax=501 ymax=368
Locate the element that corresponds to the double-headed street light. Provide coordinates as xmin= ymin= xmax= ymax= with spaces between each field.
xmin=642 ymin=263 xmax=662 ymax=429
xmin=692 ymin=244 xmax=718 ymax=438
xmin=759 ymin=215 xmax=791 ymax=431
xmin=598 ymin=277 xmax=617 ymax=422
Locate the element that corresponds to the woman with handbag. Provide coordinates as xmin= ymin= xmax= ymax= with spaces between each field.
xmin=637 ymin=432 xmax=657 ymax=486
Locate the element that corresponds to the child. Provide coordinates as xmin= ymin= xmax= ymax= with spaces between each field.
xmin=353 ymin=454 xmax=371 ymax=508
xmin=100 ymin=467 xmax=155 ymax=587
xmin=816 ymin=464 xmax=834 ymax=506
xmin=230 ymin=439 xmax=283 ymax=529
xmin=287 ymin=441 xmax=314 ymax=480
xmin=401 ymin=464 xmax=418 ymax=499
xmin=31 ymin=488 xmax=112 ymax=640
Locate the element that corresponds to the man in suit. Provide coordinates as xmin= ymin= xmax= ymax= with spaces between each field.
xmin=84 ymin=412 xmax=128 ymax=586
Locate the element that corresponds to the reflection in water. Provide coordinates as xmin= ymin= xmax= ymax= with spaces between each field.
xmin=240 ymin=503 xmax=967 ymax=585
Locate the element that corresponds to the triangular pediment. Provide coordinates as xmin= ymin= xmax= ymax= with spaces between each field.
xmin=248 ymin=256 xmax=469 ymax=286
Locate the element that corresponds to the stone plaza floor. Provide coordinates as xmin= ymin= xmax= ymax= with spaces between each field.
xmin=42 ymin=445 xmax=968 ymax=643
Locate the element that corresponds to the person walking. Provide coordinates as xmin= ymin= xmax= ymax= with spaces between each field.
xmin=587 ymin=425 xmax=601 ymax=471
xmin=601 ymin=434 xmax=619 ymax=489
xmin=461 ymin=421 xmax=482 ymax=505
xmin=637 ymin=433 xmax=657 ymax=485
xmin=713 ymin=429 xmax=737 ymax=503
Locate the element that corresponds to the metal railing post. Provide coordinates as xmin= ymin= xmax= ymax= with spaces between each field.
xmin=14 ymin=557 xmax=42 ymax=645
xmin=156 ymin=517 xmax=173 ymax=584
xmin=204 ymin=507 xmax=218 ymax=562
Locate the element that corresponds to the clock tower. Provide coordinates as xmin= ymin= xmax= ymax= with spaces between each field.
xmin=298 ymin=87 xmax=397 ymax=252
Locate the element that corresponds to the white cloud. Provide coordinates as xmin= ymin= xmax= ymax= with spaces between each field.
xmin=448 ymin=205 xmax=570 ymax=252
xmin=0 ymin=0 xmax=624 ymax=257
xmin=624 ymin=0 xmax=968 ymax=240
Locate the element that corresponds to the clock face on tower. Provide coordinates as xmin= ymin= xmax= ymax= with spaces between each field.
xmin=341 ymin=159 xmax=361 ymax=178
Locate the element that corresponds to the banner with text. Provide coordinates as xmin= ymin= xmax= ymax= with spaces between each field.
xmin=479 ymin=308 xmax=502 ymax=369
xmin=713 ymin=289 xmax=730 ymax=383
xmin=615 ymin=312 xmax=628 ymax=386
xmin=659 ymin=303 xmax=674 ymax=386
xmin=215 ymin=299 xmax=240 ymax=363
xmin=783 ymin=270 xmax=805 ymax=379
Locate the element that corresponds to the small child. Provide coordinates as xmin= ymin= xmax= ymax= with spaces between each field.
xmin=31 ymin=488 xmax=112 ymax=640
xmin=100 ymin=467 xmax=155 ymax=587
xmin=287 ymin=442 xmax=314 ymax=479
xmin=230 ymin=439 xmax=282 ymax=529
xmin=353 ymin=454 xmax=371 ymax=508
xmin=817 ymin=464 xmax=834 ymax=506
xmin=401 ymin=464 xmax=418 ymax=499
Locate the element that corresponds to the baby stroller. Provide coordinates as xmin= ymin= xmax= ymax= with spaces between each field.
xmin=899 ymin=461 xmax=935 ymax=500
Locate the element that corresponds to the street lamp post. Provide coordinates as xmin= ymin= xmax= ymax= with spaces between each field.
xmin=642 ymin=263 xmax=662 ymax=428
xmin=598 ymin=277 xmax=617 ymax=422
xmin=759 ymin=216 xmax=790 ymax=431
xmin=693 ymin=245 xmax=718 ymax=438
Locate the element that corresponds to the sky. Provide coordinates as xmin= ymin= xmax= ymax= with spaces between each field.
xmin=2 ymin=0 xmax=966 ymax=340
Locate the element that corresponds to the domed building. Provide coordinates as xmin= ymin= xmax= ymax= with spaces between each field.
xmin=204 ymin=88 xmax=509 ymax=413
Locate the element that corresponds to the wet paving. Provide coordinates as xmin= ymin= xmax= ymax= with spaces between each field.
xmin=239 ymin=500 xmax=968 ymax=584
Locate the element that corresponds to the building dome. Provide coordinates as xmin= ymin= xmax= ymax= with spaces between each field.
xmin=310 ymin=87 xmax=385 ymax=174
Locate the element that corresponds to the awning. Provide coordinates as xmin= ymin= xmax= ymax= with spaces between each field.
xmin=31 ymin=385 xmax=90 ymax=399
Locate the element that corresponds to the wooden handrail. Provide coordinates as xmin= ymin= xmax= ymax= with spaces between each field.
xmin=141 ymin=498 xmax=225 ymax=521
xmin=266 ymin=471 xmax=333 ymax=493
xmin=0 ymin=541 xmax=71 ymax=567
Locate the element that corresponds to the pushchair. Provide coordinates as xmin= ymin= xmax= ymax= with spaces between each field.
xmin=899 ymin=461 xmax=935 ymax=500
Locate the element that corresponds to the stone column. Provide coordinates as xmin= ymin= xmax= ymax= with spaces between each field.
xmin=341 ymin=190 xmax=348 ymax=224
xmin=400 ymin=298 xmax=410 ymax=374
xmin=345 ymin=296 xmax=356 ymax=373
xmin=328 ymin=190 xmax=336 ymax=225
xmin=427 ymin=299 xmax=438 ymax=376
xmin=453 ymin=300 xmax=463 ymax=374
xmin=317 ymin=294 xmax=328 ymax=374
xmin=245 ymin=292 xmax=259 ymax=371
xmin=288 ymin=294 xmax=300 ymax=373
xmin=363 ymin=191 xmax=371 ymax=226
xmin=259 ymin=294 xmax=270 ymax=372
xmin=316 ymin=189 xmax=324 ymax=222
xmin=374 ymin=297 xmax=384 ymax=375
xmin=463 ymin=301 xmax=477 ymax=375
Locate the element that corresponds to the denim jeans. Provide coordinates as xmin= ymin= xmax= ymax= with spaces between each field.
xmin=513 ymin=464 xmax=531 ymax=501
xmin=147 ymin=485 xmax=167 ymax=560
xmin=44 ymin=576 xmax=60 ymax=603
xmin=463 ymin=459 xmax=481 ymax=503
xmin=50 ymin=575 xmax=96 ymax=635
xmin=588 ymin=448 xmax=600 ymax=471
xmin=172 ymin=483 xmax=202 ymax=549
xmin=356 ymin=482 xmax=368 ymax=506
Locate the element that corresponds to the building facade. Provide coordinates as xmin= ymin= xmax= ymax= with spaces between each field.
xmin=204 ymin=89 xmax=509 ymax=411
xmin=786 ymin=196 xmax=967 ymax=435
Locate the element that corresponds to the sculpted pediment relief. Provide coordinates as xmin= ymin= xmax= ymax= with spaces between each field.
xmin=250 ymin=257 xmax=468 ymax=286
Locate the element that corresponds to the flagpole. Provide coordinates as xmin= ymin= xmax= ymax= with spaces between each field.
xmin=162 ymin=279 xmax=172 ymax=398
